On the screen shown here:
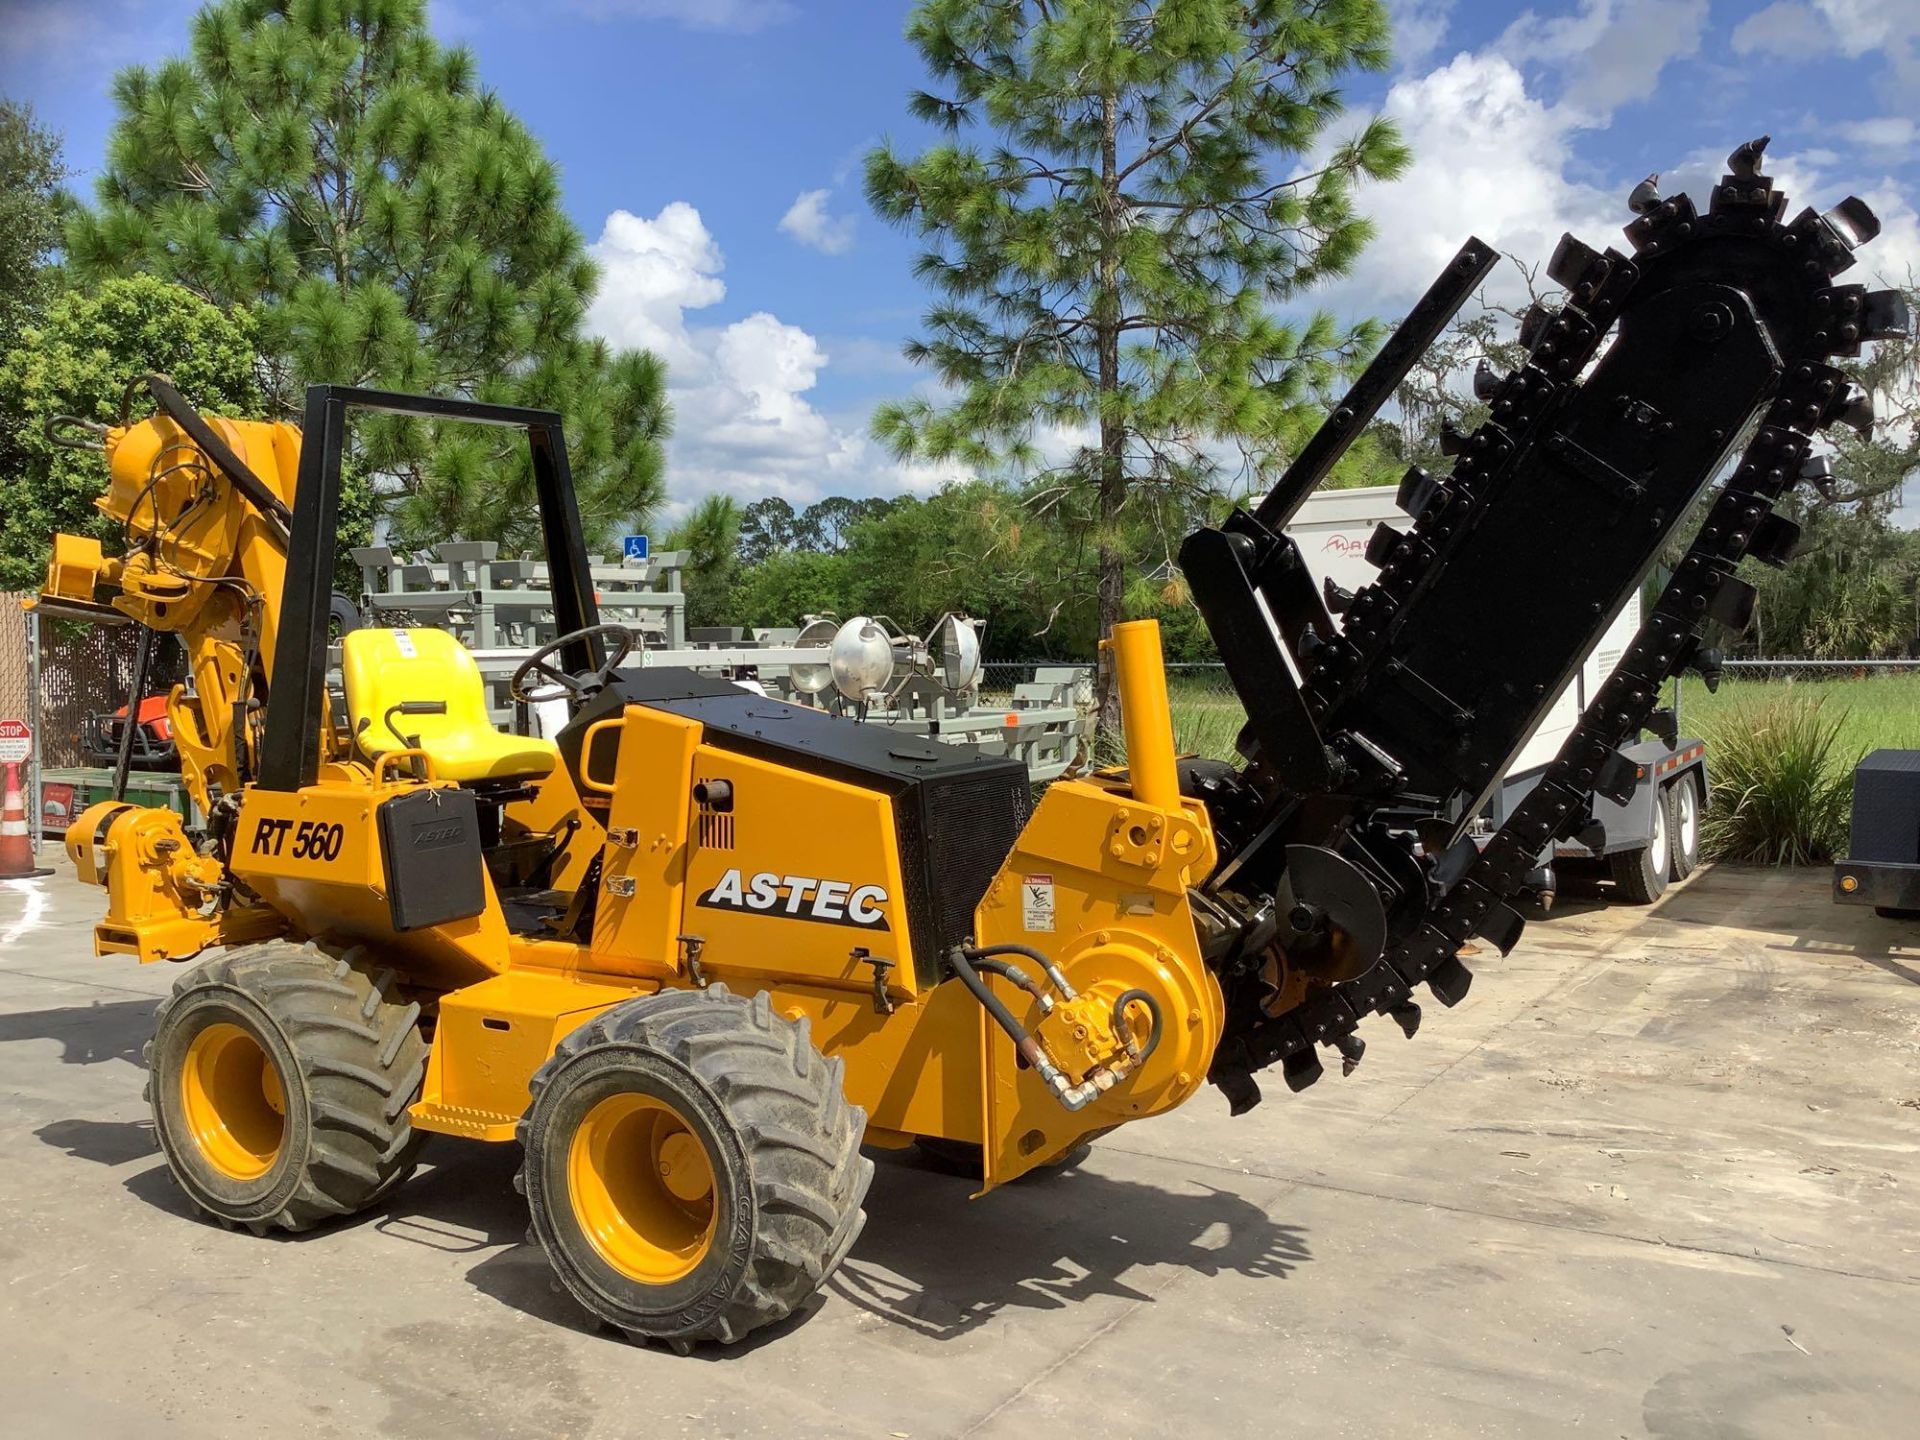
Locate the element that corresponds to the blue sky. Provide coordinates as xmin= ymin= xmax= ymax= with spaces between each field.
xmin=4 ymin=0 xmax=1918 ymax=515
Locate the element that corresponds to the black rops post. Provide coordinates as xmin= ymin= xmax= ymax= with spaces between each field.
xmin=256 ymin=385 xmax=605 ymax=792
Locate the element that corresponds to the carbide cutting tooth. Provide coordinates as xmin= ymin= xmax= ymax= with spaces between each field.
xmin=1686 ymin=645 xmax=1725 ymax=693
xmin=1322 ymin=576 xmax=1354 ymax=614
xmin=1389 ymin=1001 xmax=1422 ymax=1039
xmin=1519 ymin=301 xmax=1554 ymax=347
xmin=1333 ymin=1032 xmax=1365 ymax=1076
xmin=1626 ymin=173 xmax=1662 ymax=216
xmin=1834 ymin=381 xmax=1875 ymax=437
xmin=1727 ymin=135 xmax=1770 ymax=178
xmin=1438 ymin=418 xmax=1470 ymax=456
xmin=1472 ymin=359 xmax=1501 ymax=401
xmin=1798 ymin=454 xmax=1837 ymax=498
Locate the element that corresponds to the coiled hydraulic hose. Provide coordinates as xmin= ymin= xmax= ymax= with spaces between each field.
xmin=949 ymin=944 xmax=1165 ymax=1113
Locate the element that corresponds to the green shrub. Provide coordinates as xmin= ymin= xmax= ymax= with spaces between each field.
xmin=1700 ymin=695 xmax=1855 ymax=865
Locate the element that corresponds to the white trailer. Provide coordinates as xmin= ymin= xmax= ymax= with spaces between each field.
xmin=1285 ymin=484 xmax=1705 ymax=903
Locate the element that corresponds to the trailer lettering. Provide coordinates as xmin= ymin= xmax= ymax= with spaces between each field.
xmin=697 ymin=868 xmax=890 ymax=930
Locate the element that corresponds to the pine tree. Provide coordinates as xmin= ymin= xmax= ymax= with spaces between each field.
xmin=0 ymin=276 xmax=261 ymax=589
xmin=0 ymin=101 xmax=66 ymax=360
xmin=867 ymin=0 xmax=1409 ymax=715
xmin=67 ymin=0 xmax=669 ymax=555
xmin=670 ymin=495 xmax=744 ymax=629
xmin=0 ymin=101 xmax=70 ymax=494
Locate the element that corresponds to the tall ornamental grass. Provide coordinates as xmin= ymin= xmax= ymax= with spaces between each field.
xmin=1699 ymin=695 xmax=1855 ymax=865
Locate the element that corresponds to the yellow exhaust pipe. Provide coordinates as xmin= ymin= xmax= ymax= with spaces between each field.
xmin=1107 ymin=619 xmax=1180 ymax=810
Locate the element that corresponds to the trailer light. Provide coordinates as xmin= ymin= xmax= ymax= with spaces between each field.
xmin=1839 ymin=874 xmax=1859 ymax=893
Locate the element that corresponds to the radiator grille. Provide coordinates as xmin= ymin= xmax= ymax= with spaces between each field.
xmin=896 ymin=771 xmax=1030 ymax=983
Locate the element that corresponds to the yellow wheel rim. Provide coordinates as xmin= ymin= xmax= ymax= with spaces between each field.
xmin=568 ymin=1093 xmax=717 ymax=1285
xmin=180 ymin=1022 xmax=286 ymax=1181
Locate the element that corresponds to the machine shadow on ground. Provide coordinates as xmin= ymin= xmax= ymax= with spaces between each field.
xmin=821 ymin=1147 xmax=1310 ymax=1340
xmin=0 ymin=995 xmax=154 ymax=1069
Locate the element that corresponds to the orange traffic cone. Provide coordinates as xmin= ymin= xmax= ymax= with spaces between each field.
xmin=0 ymin=761 xmax=50 ymax=879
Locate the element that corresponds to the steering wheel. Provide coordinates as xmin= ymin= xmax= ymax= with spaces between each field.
xmin=509 ymin=623 xmax=637 ymax=705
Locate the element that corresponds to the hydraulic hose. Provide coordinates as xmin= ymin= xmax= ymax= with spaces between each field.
xmin=962 ymin=942 xmax=1077 ymax=1001
xmin=948 ymin=946 xmax=1052 ymax=1076
xmin=951 ymin=943 xmax=1155 ymax=1114
xmin=966 ymin=954 xmax=1054 ymax=1013
xmin=1109 ymin=987 xmax=1164 ymax=1065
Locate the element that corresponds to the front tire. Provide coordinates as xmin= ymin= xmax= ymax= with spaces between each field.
xmin=146 ymin=941 xmax=428 ymax=1233
xmin=518 ymin=986 xmax=871 ymax=1350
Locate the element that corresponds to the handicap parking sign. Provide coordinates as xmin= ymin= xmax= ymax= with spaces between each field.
xmin=622 ymin=534 xmax=650 ymax=563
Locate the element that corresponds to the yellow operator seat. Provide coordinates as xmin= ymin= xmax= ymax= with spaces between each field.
xmin=342 ymin=627 xmax=560 ymax=783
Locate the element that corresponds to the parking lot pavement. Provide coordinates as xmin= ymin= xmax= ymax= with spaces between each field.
xmin=2 ymin=859 xmax=1916 ymax=1438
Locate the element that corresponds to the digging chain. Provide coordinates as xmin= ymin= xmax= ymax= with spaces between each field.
xmin=1220 ymin=145 xmax=1900 ymax=1088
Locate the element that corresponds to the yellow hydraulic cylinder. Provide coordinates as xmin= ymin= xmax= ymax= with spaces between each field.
xmin=1107 ymin=619 xmax=1179 ymax=810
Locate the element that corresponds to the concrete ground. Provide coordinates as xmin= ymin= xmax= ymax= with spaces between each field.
xmin=1 ymin=860 xmax=1916 ymax=1439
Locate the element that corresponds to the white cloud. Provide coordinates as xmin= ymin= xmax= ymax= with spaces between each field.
xmin=1497 ymin=0 xmax=1709 ymax=121
xmin=1385 ymin=0 xmax=1456 ymax=73
xmin=585 ymin=202 xmax=727 ymax=369
xmin=1834 ymin=116 xmax=1920 ymax=153
xmin=1317 ymin=51 xmax=1617 ymax=314
xmin=562 ymin=0 xmax=795 ymax=33
xmin=1731 ymin=2 xmax=1834 ymax=57
xmin=777 ymin=189 xmax=858 ymax=255
xmin=1731 ymin=0 xmax=1920 ymax=96
xmin=585 ymin=203 xmax=966 ymax=506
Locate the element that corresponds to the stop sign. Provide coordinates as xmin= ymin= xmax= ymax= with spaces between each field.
xmin=0 ymin=719 xmax=28 ymax=764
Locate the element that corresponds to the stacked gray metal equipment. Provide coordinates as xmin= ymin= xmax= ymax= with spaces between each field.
xmin=350 ymin=541 xmax=690 ymax=650
xmin=346 ymin=545 xmax=1093 ymax=782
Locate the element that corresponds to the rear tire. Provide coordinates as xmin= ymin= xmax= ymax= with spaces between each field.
xmin=1666 ymin=774 xmax=1701 ymax=880
xmin=518 ymin=985 xmax=871 ymax=1350
xmin=146 ymin=941 xmax=428 ymax=1233
xmin=1608 ymin=790 xmax=1670 ymax=905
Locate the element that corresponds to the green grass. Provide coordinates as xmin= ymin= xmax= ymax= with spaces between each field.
xmin=1167 ymin=678 xmax=1243 ymax=762
xmin=1167 ymin=670 xmax=1919 ymax=865
xmin=1167 ymin=670 xmax=1920 ymax=768
xmin=1676 ymin=672 xmax=1920 ymax=759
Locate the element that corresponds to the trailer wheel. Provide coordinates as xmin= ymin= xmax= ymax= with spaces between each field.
xmin=1608 ymin=790 xmax=1670 ymax=904
xmin=518 ymin=986 xmax=871 ymax=1351
xmin=1666 ymin=774 xmax=1702 ymax=881
xmin=146 ymin=941 xmax=428 ymax=1234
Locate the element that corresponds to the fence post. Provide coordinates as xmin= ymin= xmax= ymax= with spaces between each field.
xmin=27 ymin=608 xmax=40 ymax=856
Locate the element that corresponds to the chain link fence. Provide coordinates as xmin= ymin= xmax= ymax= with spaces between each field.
xmin=0 ymin=593 xmax=43 ymax=853
xmin=985 ymin=652 xmax=1920 ymax=764
xmin=36 ymin=623 xmax=188 ymax=768
xmin=1719 ymin=657 xmax=1920 ymax=680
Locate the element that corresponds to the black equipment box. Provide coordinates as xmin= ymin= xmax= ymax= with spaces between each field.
xmin=1834 ymin=749 xmax=1920 ymax=913
xmin=378 ymin=786 xmax=488 ymax=932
